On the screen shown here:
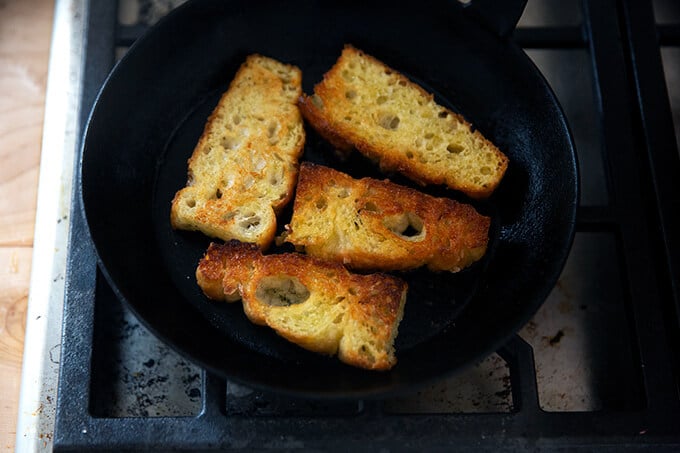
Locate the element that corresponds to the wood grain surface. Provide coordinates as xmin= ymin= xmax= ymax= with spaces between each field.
xmin=0 ymin=0 xmax=54 ymax=450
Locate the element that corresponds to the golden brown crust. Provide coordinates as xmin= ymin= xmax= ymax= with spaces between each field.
xmin=299 ymin=45 xmax=508 ymax=199
xmin=196 ymin=240 xmax=408 ymax=370
xmin=196 ymin=242 xmax=256 ymax=301
xmin=283 ymin=163 xmax=490 ymax=272
xmin=171 ymin=55 xmax=305 ymax=248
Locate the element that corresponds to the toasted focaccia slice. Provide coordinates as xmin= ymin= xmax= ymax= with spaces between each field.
xmin=171 ymin=55 xmax=305 ymax=248
xmin=196 ymin=241 xmax=408 ymax=370
xmin=299 ymin=45 xmax=508 ymax=199
xmin=283 ymin=163 xmax=490 ymax=272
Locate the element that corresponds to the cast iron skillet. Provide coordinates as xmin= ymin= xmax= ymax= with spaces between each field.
xmin=80 ymin=0 xmax=578 ymax=398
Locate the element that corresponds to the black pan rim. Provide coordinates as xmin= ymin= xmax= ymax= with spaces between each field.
xmin=77 ymin=0 xmax=579 ymax=400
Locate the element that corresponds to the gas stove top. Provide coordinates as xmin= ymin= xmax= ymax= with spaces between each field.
xmin=17 ymin=0 xmax=680 ymax=450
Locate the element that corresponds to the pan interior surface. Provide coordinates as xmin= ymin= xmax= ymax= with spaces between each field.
xmin=80 ymin=0 xmax=577 ymax=398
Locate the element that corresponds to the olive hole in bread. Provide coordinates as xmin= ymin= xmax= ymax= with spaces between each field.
xmin=237 ymin=211 xmax=261 ymax=231
xmin=378 ymin=114 xmax=400 ymax=130
xmin=383 ymin=212 xmax=425 ymax=241
xmin=222 ymin=135 xmax=240 ymax=150
xmin=256 ymin=275 xmax=310 ymax=306
xmin=315 ymin=197 xmax=328 ymax=210
xmin=267 ymin=121 xmax=279 ymax=141
xmin=358 ymin=345 xmax=376 ymax=363
xmin=447 ymin=143 xmax=464 ymax=154
xmin=361 ymin=201 xmax=379 ymax=213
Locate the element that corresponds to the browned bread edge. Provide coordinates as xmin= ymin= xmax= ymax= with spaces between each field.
xmin=196 ymin=240 xmax=408 ymax=370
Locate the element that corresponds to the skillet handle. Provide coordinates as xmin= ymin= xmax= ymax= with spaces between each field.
xmin=456 ymin=0 xmax=528 ymax=38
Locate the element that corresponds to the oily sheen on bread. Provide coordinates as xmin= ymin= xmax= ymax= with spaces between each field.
xmin=299 ymin=45 xmax=508 ymax=199
xmin=283 ymin=163 xmax=490 ymax=272
xmin=196 ymin=241 xmax=408 ymax=370
xmin=171 ymin=55 xmax=305 ymax=248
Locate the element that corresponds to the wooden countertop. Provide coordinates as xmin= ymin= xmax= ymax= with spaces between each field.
xmin=0 ymin=0 xmax=54 ymax=450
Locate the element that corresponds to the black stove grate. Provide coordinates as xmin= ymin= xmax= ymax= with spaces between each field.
xmin=54 ymin=0 xmax=680 ymax=450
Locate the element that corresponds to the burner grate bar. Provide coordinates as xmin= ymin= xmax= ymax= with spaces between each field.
xmin=584 ymin=0 xmax=679 ymax=413
xmin=497 ymin=335 xmax=540 ymax=414
xmin=620 ymin=0 xmax=680 ymax=393
xmin=576 ymin=206 xmax=618 ymax=230
xmin=658 ymin=24 xmax=680 ymax=45
xmin=53 ymin=406 xmax=680 ymax=452
xmin=513 ymin=26 xmax=587 ymax=48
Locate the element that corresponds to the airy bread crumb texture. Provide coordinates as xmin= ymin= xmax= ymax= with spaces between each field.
xmin=283 ymin=163 xmax=490 ymax=272
xmin=299 ymin=45 xmax=508 ymax=199
xmin=196 ymin=241 xmax=407 ymax=371
xmin=171 ymin=55 xmax=305 ymax=248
